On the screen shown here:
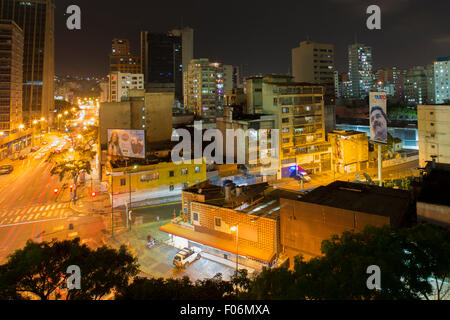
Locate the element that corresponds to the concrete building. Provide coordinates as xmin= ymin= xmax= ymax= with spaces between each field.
xmin=111 ymin=38 xmax=130 ymax=55
xmin=99 ymin=80 xmax=109 ymax=103
xmin=159 ymin=181 xmax=301 ymax=270
xmin=374 ymin=67 xmax=404 ymax=98
xmin=348 ymin=43 xmax=373 ymax=100
xmin=416 ymin=162 xmax=450 ymax=227
xmin=292 ymin=41 xmax=335 ymax=105
xmin=108 ymin=72 xmax=144 ymax=102
xmin=183 ymin=58 xmax=226 ymax=121
xmin=246 ymin=75 xmax=332 ymax=177
xmin=105 ymin=157 xmax=206 ymax=208
xmin=404 ymin=65 xmax=435 ymax=106
xmin=0 ymin=19 xmax=23 ymax=133
xmin=140 ymin=27 xmax=194 ymax=103
xmin=328 ymin=130 xmax=369 ymax=174
xmin=0 ymin=0 xmax=55 ymax=126
xmin=434 ymin=56 xmax=450 ymax=104
xmin=280 ymin=181 xmax=414 ymax=261
xmin=99 ymin=89 xmax=174 ymax=162
xmin=224 ymin=88 xmax=246 ymax=107
xmin=418 ymin=104 xmax=450 ymax=167
xmin=216 ymin=107 xmax=276 ymax=176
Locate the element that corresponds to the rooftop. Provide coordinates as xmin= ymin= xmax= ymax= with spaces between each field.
xmin=297 ymin=181 xmax=412 ymax=227
xmin=417 ymin=164 xmax=450 ymax=206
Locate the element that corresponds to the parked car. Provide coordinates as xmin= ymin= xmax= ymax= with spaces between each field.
xmin=0 ymin=165 xmax=13 ymax=175
xmin=173 ymin=248 xmax=201 ymax=268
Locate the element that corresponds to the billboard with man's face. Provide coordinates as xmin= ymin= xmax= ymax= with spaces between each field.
xmin=107 ymin=129 xmax=145 ymax=159
xmin=369 ymin=92 xmax=388 ymax=144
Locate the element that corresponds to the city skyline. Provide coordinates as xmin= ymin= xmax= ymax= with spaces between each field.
xmin=54 ymin=0 xmax=450 ymax=77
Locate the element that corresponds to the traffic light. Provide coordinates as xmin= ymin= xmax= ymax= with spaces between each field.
xmin=69 ymin=185 xmax=73 ymax=192
xmin=54 ymin=188 xmax=59 ymax=194
xmin=91 ymin=191 xmax=97 ymax=198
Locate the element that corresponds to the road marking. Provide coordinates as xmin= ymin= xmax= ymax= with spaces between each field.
xmin=68 ymin=232 xmax=78 ymax=237
xmin=14 ymin=216 xmax=20 ymax=223
xmin=27 ymin=207 xmax=33 ymax=214
xmin=51 ymin=204 xmax=56 ymax=210
xmin=39 ymin=206 xmax=44 ymax=211
xmin=45 ymin=205 xmax=50 ymax=210
xmin=0 ymin=217 xmax=67 ymax=228
xmin=53 ymin=225 xmax=64 ymax=232
xmin=57 ymin=204 xmax=63 ymax=209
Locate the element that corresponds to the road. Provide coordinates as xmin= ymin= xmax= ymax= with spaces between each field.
xmin=276 ymin=159 xmax=420 ymax=191
xmin=0 ymin=134 xmax=107 ymax=265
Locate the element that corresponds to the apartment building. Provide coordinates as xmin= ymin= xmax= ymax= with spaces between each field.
xmin=183 ymin=58 xmax=226 ymax=121
xmin=434 ymin=56 xmax=450 ymax=104
xmin=108 ymin=72 xmax=144 ymax=102
xmin=348 ymin=43 xmax=373 ymax=99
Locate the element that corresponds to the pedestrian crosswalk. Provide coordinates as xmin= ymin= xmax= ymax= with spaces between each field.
xmin=0 ymin=203 xmax=71 ymax=225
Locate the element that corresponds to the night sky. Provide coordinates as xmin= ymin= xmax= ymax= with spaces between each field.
xmin=55 ymin=0 xmax=450 ymax=77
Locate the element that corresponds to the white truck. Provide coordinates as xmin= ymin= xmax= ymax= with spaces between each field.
xmin=173 ymin=247 xmax=201 ymax=268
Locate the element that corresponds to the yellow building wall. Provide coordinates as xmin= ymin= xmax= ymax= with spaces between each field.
xmin=107 ymin=161 xmax=206 ymax=194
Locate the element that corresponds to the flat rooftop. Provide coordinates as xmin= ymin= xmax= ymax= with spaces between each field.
xmin=297 ymin=181 xmax=412 ymax=227
xmin=417 ymin=166 xmax=450 ymax=207
xmin=184 ymin=181 xmax=302 ymax=220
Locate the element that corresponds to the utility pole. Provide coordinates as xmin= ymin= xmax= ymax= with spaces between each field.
xmin=378 ymin=144 xmax=382 ymax=186
xmin=235 ymin=225 xmax=239 ymax=273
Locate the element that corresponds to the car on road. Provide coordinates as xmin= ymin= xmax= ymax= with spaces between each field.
xmin=173 ymin=247 xmax=201 ymax=268
xmin=0 ymin=165 xmax=13 ymax=175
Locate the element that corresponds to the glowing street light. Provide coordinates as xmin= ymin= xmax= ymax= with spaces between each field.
xmin=230 ymin=225 xmax=239 ymax=272
xmin=18 ymin=124 xmax=25 ymax=130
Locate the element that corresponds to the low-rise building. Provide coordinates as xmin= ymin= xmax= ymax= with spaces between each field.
xmin=418 ymin=104 xmax=450 ymax=167
xmin=105 ymin=157 xmax=206 ymax=208
xmin=416 ymin=162 xmax=450 ymax=227
xmin=159 ymin=180 xmax=301 ymax=271
xmin=280 ymin=181 xmax=414 ymax=264
xmin=327 ymin=130 xmax=369 ymax=174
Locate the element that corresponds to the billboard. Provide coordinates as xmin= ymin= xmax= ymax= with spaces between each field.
xmin=107 ymin=129 xmax=145 ymax=159
xmin=369 ymin=92 xmax=388 ymax=144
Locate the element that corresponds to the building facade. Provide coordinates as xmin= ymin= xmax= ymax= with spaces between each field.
xmin=0 ymin=0 xmax=55 ymax=125
xmin=105 ymin=159 xmax=206 ymax=208
xmin=140 ymin=27 xmax=194 ymax=103
xmin=418 ymin=104 xmax=450 ymax=167
xmin=404 ymin=65 xmax=435 ymax=106
xmin=246 ymin=75 xmax=332 ymax=177
xmin=0 ymin=19 xmax=23 ymax=133
xmin=434 ymin=56 xmax=450 ymax=104
xmin=183 ymin=58 xmax=226 ymax=121
xmin=292 ymin=41 xmax=335 ymax=105
xmin=108 ymin=72 xmax=144 ymax=102
xmin=328 ymin=130 xmax=369 ymax=174
xmin=348 ymin=43 xmax=373 ymax=100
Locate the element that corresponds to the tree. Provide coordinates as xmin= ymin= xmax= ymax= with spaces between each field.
xmin=115 ymin=273 xmax=236 ymax=300
xmin=50 ymin=159 xmax=91 ymax=203
xmin=0 ymin=238 xmax=138 ymax=300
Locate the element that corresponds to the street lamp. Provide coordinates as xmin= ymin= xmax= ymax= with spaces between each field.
xmin=230 ymin=225 xmax=239 ymax=273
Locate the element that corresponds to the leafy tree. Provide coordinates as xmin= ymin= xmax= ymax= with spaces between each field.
xmin=50 ymin=159 xmax=91 ymax=203
xmin=115 ymin=273 xmax=235 ymax=300
xmin=0 ymin=238 xmax=138 ymax=300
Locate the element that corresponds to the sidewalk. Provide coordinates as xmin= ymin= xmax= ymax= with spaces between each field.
xmin=69 ymin=185 xmax=111 ymax=214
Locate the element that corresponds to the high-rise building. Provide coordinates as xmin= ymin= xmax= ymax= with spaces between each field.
xmin=108 ymin=72 xmax=144 ymax=102
xmin=292 ymin=41 xmax=335 ymax=105
xmin=246 ymin=75 xmax=332 ymax=178
xmin=434 ymin=56 xmax=450 ymax=104
xmin=0 ymin=0 xmax=55 ymax=125
xmin=0 ymin=19 xmax=23 ymax=133
xmin=348 ymin=43 xmax=373 ymax=99
xmin=418 ymin=104 xmax=450 ymax=167
xmin=374 ymin=67 xmax=404 ymax=98
xmin=109 ymin=38 xmax=141 ymax=74
xmin=404 ymin=65 xmax=435 ymax=105
xmin=112 ymin=38 xmax=130 ymax=55
xmin=140 ymin=27 xmax=194 ymax=103
xmin=183 ymin=58 xmax=225 ymax=121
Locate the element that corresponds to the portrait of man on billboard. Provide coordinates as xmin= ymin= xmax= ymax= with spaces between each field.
xmin=370 ymin=106 xmax=387 ymax=143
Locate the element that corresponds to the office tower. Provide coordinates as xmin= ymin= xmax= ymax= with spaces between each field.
xmin=140 ymin=27 xmax=194 ymax=103
xmin=348 ymin=43 xmax=373 ymax=99
xmin=183 ymin=59 xmax=225 ymax=121
xmin=292 ymin=41 xmax=335 ymax=105
xmin=246 ymin=75 xmax=332 ymax=177
xmin=109 ymin=38 xmax=141 ymax=74
xmin=375 ymin=67 xmax=404 ymax=98
xmin=418 ymin=104 xmax=450 ymax=167
xmin=112 ymin=38 xmax=130 ymax=55
xmin=0 ymin=0 xmax=55 ymax=125
xmin=434 ymin=56 xmax=450 ymax=104
xmin=0 ymin=20 xmax=23 ymax=133
xmin=108 ymin=72 xmax=144 ymax=102
xmin=404 ymin=65 xmax=435 ymax=105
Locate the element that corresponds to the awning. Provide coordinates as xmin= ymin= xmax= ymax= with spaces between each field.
xmin=159 ymin=223 xmax=276 ymax=263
